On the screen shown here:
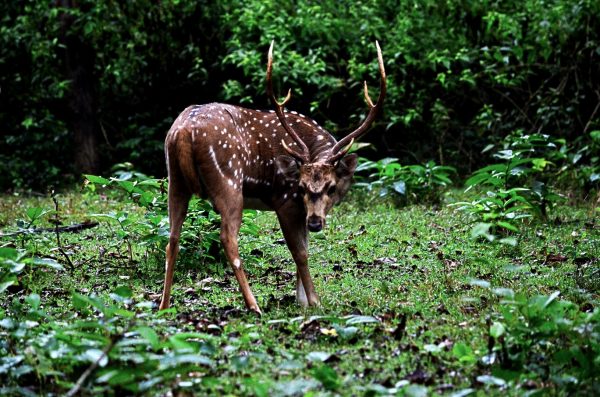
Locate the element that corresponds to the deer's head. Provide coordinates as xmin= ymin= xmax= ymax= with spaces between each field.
xmin=267 ymin=41 xmax=386 ymax=232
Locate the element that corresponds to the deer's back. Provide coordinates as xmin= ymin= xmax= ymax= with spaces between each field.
xmin=165 ymin=103 xmax=336 ymax=209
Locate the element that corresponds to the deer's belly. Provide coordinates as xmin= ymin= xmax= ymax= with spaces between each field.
xmin=243 ymin=197 xmax=273 ymax=211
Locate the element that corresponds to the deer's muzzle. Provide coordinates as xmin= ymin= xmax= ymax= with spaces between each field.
xmin=307 ymin=215 xmax=323 ymax=232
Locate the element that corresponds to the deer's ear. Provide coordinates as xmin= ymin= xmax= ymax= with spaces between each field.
xmin=335 ymin=153 xmax=358 ymax=179
xmin=275 ymin=155 xmax=300 ymax=180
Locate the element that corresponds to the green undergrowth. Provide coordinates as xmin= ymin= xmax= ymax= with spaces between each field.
xmin=0 ymin=188 xmax=598 ymax=396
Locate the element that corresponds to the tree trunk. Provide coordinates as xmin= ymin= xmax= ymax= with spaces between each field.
xmin=58 ymin=0 xmax=99 ymax=174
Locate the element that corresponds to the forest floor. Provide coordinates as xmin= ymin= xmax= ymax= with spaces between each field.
xmin=0 ymin=189 xmax=598 ymax=396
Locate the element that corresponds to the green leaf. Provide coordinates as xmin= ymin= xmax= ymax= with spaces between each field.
xmin=32 ymin=258 xmax=63 ymax=270
xmin=0 ymin=280 xmax=16 ymax=293
xmin=393 ymin=180 xmax=406 ymax=195
xmin=112 ymin=286 xmax=132 ymax=298
xmin=334 ymin=325 xmax=358 ymax=340
xmin=26 ymin=207 xmax=48 ymax=222
xmin=0 ymin=318 xmax=15 ymax=329
xmin=25 ymin=293 xmax=40 ymax=310
xmin=306 ymin=351 xmax=331 ymax=362
xmin=492 ymin=288 xmax=514 ymax=298
xmin=243 ymin=378 xmax=271 ymax=397
xmin=22 ymin=116 xmax=35 ymax=129
xmin=496 ymin=221 xmax=519 ymax=233
xmin=345 ymin=315 xmax=379 ymax=325
xmin=0 ymin=247 xmax=18 ymax=260
xmin=311 ymin=364 xmax=339 ymax=391
xmin=490 ymin=322 xmax=505 ymax=338
xmin=116 ymin=180 xmax=136 ymax=193
xmin=85 ymin=175 xmax=111 ymax=185
xmin=90 ymin=213 xmax=119 ymax=222
xmin=96 ymin=368 xmax=138 ymax=386
xmin=498 ymin=237 xmax=517 ymax=246
xmin=482 ymin=144 xmax=495 ymax=153
xmin=404 ymin=384 xmax=429 ymax=397
xmin=136 ymin=326 xmax=160 ymax=350
xmin=272 ymin=379 xmax=319 ymax=396
xmin=136 ymin=179 xmax=162 ymax=188
xmin=449 ymin=389 xmax=475 ymax=397
xmin=542 ymin=291 xmax=561 ymax=308
xmin=469 ymin=279 xmax=490 ymax=289
xmin=434 ymin=174 xmax=453 ymax=185
xmin=476 ymin=375 xmax=506 ymax=386
xmin=471 ymin=223 xmax=494 ymax=242
xmin=424 ymin=343 xmax=443 ymax=354
xmin=112 ymin=308 xmax=135 ymax=318
xmin=159 ymin=353 xmax=213 ymax=369
xmin=452 ymin=343 xmax=477 ymax=364
xmin=465 ymin=172 xmax=492 ymax=187
xmin=83 ymin=348 xmax=108 ymax=367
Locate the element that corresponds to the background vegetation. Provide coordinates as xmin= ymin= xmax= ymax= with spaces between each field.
xmin=1 ymin=0 xmax=599 ymax=191
xmin=1 ymin=0 xmax=598 ymax=395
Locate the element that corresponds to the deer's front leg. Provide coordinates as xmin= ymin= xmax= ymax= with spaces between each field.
xmin=217 ymin=199 xmax=261 ymax=315
xmin=277 ymin=205 xmax=320 ymax=307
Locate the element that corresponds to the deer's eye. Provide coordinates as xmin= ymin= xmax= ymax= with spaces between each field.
xmin=327 ymin=185 xmax=336 ymax=195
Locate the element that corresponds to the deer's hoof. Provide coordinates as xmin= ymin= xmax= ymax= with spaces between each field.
xmin=250 ymin=305 xmax=262 ymax=316
xmin=309 ymin=298 xmax=321 ymax=307
xmin=297 ymin=295 xmax=309 ymax=308
xmin=298 ymin=297 xmax=320 ymax=308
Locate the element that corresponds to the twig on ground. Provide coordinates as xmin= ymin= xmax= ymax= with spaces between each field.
xmin=52 ymin=193 xmax=75 ymax=272
xmin=65 ymin=321 xmax=133 ymax=397
xmin=0 ymin=221 xmax=99 ymax=237
xmin=583 ymin=90 xmax=600 ymax=134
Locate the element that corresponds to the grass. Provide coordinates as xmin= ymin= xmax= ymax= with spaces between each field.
xmin=0 ymin=188 xmax=598 ymax=396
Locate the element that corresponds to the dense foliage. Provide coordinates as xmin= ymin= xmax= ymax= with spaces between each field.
xmin=1 ymin=0 xmax=599 ymax=190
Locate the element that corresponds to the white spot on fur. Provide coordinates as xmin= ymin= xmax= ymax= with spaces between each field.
xmin=208 ymin=146 xmax=226 ymax=179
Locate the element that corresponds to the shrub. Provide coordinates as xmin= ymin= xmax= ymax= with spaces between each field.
xmin=84 ymin=164 xmax=259 ymax=265
xmin=354 ymin=157 xmax=456 ymax=204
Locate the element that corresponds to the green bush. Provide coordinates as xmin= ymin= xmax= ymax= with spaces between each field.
xmin=452 ymin=131 xmax=569 ymax=237
xmin=487 ymin=290 xmax=600 ymax=393
xmin=2 ymin=0 xmax=599 ymax=189
xmin=84 ymin=165 xmax=258 ymax=265
xmin=355 ymin=157 xmax=455 ymax=203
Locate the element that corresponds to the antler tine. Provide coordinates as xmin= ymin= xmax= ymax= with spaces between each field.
xmin=329 ymin=41 xmax=386 ymax=164
xmin=266 ymin=41 xmax=310 ymax=163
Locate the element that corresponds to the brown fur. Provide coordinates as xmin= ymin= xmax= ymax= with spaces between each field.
xmin=159 ymin=42 xmax=384 ymax=314
xmin=159 ymin=103 xmax=359 ymax=313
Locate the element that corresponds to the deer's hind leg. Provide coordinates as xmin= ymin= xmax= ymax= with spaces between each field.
xmin=209 ymin=187 xmax=261 ymax=315
xmin=159 ymin=161 xmax=192 ymax=310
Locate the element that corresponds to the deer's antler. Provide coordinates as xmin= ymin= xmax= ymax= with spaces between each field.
xmin=328 ymin=41 xmax=386 ymax=164
xmin=266 ymin=41 xmax=310 ymax=163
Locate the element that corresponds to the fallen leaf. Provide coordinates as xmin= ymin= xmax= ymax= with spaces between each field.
xmin=319 ymin=328 xmax=338 ymax=337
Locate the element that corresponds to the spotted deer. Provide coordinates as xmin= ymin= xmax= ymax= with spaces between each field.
xmin=160 ymin=41 xmax=386 ymax=314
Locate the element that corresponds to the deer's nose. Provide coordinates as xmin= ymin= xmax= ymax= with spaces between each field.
xmin=307 ymin=216 xmax=323 ymax=232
